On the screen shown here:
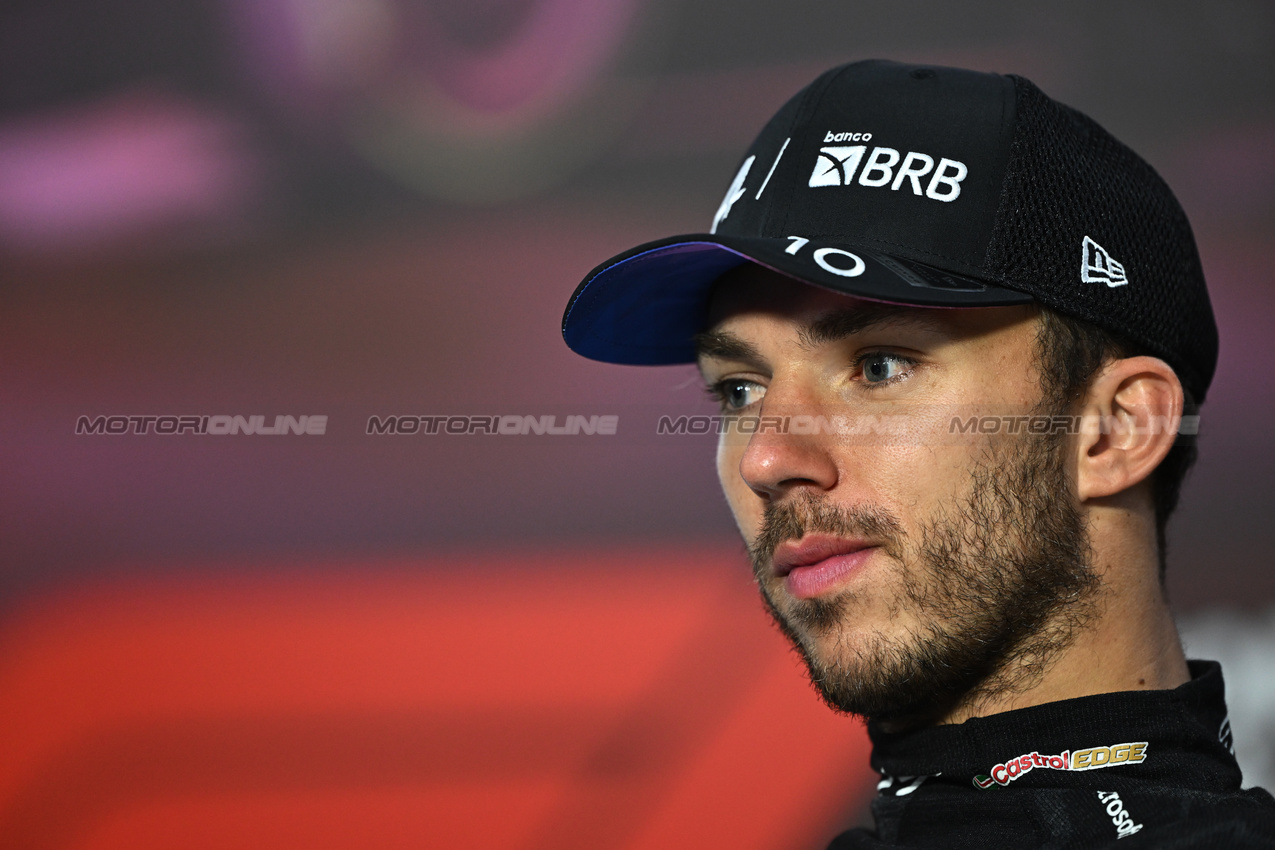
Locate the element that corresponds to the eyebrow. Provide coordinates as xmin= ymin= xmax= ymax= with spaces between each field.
xmin=693 ymin=329 xmax=762 ymax=363
xmin=694 ymin=303 xmax=946 ymax=364
xmin=797 ymin=303 xmax=946 ymax=349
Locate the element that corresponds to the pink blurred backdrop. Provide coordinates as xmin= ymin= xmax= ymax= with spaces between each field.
xmin=1 ymin=1 xmax=1273 ymax=846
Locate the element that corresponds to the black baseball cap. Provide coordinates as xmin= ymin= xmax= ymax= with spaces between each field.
xmin=561 ymin=59 xmax=1217 ymax=402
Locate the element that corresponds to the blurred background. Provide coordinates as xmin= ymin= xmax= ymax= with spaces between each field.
xmin=1 ymin=1 xmax=1273 ymax=847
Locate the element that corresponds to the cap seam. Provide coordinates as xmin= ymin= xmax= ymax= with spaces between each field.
xmin=979 ymin=73 xmax=1020 ymax=276
xmin=773 ymin=62 xmax=859 ymax=238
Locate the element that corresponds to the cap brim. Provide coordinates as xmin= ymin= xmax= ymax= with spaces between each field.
xmin=562 ymin=233 xmax=1033 ymax=365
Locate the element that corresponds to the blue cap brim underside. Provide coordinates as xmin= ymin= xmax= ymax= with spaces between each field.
xmin=562 ymin=241 xmax=751 ymax=365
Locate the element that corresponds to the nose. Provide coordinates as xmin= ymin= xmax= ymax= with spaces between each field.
xmin=736 ymin=401 xmax=840 ymax=500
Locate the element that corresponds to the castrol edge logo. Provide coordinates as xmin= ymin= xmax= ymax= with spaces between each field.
xmin=972 ymin=742 xmax=1149 ymax=790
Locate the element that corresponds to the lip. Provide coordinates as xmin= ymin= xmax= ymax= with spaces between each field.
xmin=772 ymin=534 xmax=877 ymax=600
xmin=772 ymin=534 xmax=874 ymax=576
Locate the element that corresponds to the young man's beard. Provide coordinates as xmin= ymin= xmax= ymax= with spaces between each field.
xmin=747 ymin=426 xmax=1099 ymax=725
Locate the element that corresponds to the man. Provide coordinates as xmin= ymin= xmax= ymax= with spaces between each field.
xmin=561 ymin=60 xmax=1275 ymax=846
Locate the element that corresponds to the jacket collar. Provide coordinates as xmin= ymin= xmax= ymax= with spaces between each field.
xmin=868 ymin=660 xmax=1239 ymax=793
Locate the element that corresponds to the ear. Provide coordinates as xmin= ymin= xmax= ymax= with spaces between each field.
xmin=1075 ymin=356 xmax=1184 ymax=502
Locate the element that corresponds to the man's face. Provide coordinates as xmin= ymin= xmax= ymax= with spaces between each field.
xmin=697 ymin=266 xmax=1098 ymax=724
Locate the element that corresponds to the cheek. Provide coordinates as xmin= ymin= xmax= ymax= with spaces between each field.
xmin=863 ymin=445 xmax=934 ymax=508
xmin=879 ymin=404 xmax=994 ymax=496
xmin=858 ymin=439 xmax=977 ymax=523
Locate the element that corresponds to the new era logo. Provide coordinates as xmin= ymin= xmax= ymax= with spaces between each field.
xmin=1081 ymin=236 xmax=1128 ymax=288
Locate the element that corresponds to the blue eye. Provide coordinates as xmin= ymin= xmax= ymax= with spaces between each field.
xmin=710 ymin=379 xmax=766 ymax=411
xmin=861 ymin=352 xmax=911 ymax=384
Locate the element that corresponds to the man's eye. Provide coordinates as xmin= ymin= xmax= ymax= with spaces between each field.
xmin=709 ymin=379 xmax=766 ymax=411
xmin=860 ymin=352 xmax=912 ymax=385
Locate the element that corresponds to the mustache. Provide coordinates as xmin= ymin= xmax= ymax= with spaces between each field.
xmin=748 ymin=493 xmax=906 ymax=571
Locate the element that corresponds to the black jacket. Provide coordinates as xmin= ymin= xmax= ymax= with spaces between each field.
xmin=829 ymin=661 xmax=1275 ymax=848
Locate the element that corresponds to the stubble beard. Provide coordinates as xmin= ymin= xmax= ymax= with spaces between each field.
xmin=747 ymin=426 xmax=1100 ymax=725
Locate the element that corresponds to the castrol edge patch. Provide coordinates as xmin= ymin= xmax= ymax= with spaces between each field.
xmin=972 ymin=742 xmax=1149 ymax=790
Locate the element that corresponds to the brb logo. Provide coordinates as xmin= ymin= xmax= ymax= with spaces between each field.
xmin=809 ymin=132 xmax=968 ymax=202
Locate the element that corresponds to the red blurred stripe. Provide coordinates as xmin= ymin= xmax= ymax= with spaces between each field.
xmin=0 ymin=547 xmax=874 ymax=849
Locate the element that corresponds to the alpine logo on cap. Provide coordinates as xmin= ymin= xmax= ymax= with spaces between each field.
xmin=808 ymin=140 xmax=968 ymax=202
xmin=1081 ymin=236 xmax=1128 ymax=287
xmin=711 ymin=155 xmax=755 ymax=234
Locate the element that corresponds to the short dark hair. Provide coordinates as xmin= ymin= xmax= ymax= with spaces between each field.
xmin=1034 ymin=308 xmax=1199 ymax=580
